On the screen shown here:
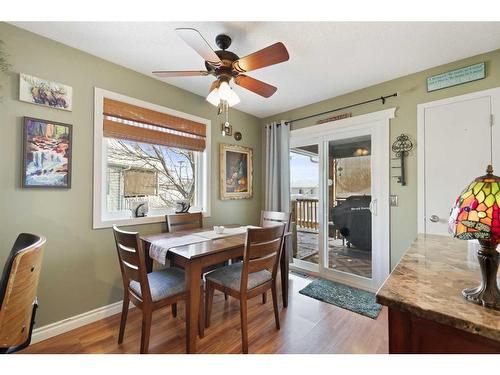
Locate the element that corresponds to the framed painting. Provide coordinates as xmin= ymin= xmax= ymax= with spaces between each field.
xmin=19 ymin=73 xmax=73 ymax=111
xmin=22 ymin=117 xmax=72 ymax=188
xmin=220 ymin=143 xmax=253 ymax=200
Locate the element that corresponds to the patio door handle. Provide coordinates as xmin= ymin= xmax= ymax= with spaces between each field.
xmin=429 ymin=215 xmax=440 ymax=223
xmin=369 ymin=199 xmax=378 ymax=216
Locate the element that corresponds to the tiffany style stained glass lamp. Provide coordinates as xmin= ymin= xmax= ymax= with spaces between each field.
xmin=449 ymin=164 xmax=500 ymax=310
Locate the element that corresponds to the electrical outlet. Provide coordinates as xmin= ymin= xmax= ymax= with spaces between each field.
xmin=390 ymin=195 xmax=399 ymax=207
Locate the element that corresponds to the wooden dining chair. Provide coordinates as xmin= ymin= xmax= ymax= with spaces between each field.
xmin=204 ymin=224 xmax=286 ymax=353
xmin=0 ymin=233 xmax=46 ymax=354
xmin=166 ymin=212 xmax=228 ymax=306
xmin=166 ymin=212 xmax=203 ymax=233
xmin=260 ymin=210 xmax=292 ymax=305
xmin=112 ymin=225 xmax=204 ymax=354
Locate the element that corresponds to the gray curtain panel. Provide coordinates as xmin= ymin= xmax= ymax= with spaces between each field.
xmin=264 ymin=120 xmax=292 ymax=261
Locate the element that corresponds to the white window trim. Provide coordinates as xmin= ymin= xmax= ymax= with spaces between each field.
xmin=93 ymin=87 xmax=211 ymax=229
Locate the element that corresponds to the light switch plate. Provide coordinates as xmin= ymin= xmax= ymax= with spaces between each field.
xmin=390 ymin=195 xmax=399 ymax=207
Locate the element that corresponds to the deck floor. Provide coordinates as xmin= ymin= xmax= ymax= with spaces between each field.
xmin=295 ymin=231 xmax=372 ymax=278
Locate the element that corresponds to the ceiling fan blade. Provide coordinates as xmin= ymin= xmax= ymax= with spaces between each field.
xmin=232 ymin=42 xmax=289 ymax=73
xmin=175 ymin=28 xmax=222 ymax=66
xmin=152 ymin=70 xmax=210 ymax=77
xmin=234 ymin=75 xmax=277 ymax=98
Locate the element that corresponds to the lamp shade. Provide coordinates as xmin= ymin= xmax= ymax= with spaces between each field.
xmin=206 ymin=88 xmax=220 ymax=106
xmin=205 ymin=80 xmax=240 ymax=107
xmin=449 ymin=165 xmax=500 ymax=241
xmin=218 ymin=81 xmax=231 ymax=101
xmin=226 ymin=89 xmax=240 ymax=106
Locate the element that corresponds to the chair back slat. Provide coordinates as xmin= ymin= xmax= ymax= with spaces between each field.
xmin=241 ymin=225 xmax=285 ymax=292
xmin=117 ymin=243 xmax=140 ymax=266
xmin=0 ymin=233 xmax=45 ymax=348
xmin=260 ymin=210 xmax=291 ymax=232
xmin=247 ymin=253 xmax=277 ymax=274
xmin=247 ymin=240 xmax=281 ymax=260
xmin=166 ymin=212 xmax=203 ymax=233
xmin=112 ymin=226 xmax=150 ymax=301
xmin=121 ymin=259 xmax=141 ymax=282
xmin=260 ymin=210 xmax=292 ymax=264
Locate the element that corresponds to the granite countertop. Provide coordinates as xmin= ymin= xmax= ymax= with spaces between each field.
xmin=376 ymin=234 xmax=500 ymax=342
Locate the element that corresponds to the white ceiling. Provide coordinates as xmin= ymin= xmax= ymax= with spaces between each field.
xmin=11 ymin=22 xmax=500 ymax=118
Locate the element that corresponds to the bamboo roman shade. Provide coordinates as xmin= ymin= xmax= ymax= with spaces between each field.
xmin=103 ymin=98 xmax=206 ymax=151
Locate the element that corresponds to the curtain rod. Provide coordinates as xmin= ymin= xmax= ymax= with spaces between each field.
xmin=284 ymin=92 xmax=399 ymax=125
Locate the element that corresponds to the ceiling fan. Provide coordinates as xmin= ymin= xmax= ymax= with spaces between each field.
xmin=153 ymin=28 xmax=290 ymax=107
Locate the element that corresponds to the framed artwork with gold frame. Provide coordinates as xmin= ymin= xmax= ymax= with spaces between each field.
xmin=219 ymin=143 xmax=253 ymax=200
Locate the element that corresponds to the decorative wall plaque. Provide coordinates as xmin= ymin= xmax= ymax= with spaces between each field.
xmin=427 ymin=62 xmax=485 ymax=92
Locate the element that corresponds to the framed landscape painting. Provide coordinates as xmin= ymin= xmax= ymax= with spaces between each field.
xmin=22 ymin=117 xmax=72 ymax=188
xmin=220 ymin=143 xmax=253 ymax=200
xmin=19 ymin=73 xmax=73 ymax=111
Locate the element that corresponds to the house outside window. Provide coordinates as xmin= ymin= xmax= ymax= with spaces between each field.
xmin=93 ymin=88 xmax=211 ymax=228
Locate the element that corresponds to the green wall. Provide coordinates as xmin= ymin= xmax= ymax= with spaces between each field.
xmin=2 ymin=21 xmax=500 ymax=328
xmin=262 ymin=48 xmax=500 ymax=270
xmin=0 ymin=23 xmax=262 ymax=327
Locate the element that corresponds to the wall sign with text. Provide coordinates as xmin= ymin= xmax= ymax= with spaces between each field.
xmin=316 ymin=112 xmax=352 ymax=124
xmin=427 ymin=62 xmax=486 ymax=92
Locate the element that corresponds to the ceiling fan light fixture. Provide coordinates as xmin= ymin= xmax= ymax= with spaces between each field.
xmin=218 ymin=81 xmax=232 ymax=101
xmin=226 ymin=89 xmax=240 ymax=106
xmin=206 ymin=87 xmax=220 ymax=106
xmin=206 ymin=80 xmax=240 ymax=107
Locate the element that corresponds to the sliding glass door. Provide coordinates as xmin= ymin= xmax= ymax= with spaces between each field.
xmin=325 ymin=136 xmax=373 ymax=279
xmin=289 ymin=114 xmax=390 ymax=291
xmin=290 ymin=144 xmax=320 ymax=272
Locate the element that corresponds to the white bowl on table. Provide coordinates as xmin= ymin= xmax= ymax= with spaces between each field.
xmin=213 ymin=226 xmax=225 ymax=234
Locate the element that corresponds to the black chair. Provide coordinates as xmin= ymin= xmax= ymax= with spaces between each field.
xmin=0 ymin=233 xmax=46 ymax=354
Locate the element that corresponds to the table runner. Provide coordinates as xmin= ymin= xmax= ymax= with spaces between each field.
xmin=194 ymin=225 xmax=259 ymax=240
xmin=149 ymin=234 xmax=208 ymax=265
xmin=148 ymin=226 xmax=259 ymax=265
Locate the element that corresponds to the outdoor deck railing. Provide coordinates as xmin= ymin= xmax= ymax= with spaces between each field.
xmin=292 ymin=198 xmax=319 ymax=231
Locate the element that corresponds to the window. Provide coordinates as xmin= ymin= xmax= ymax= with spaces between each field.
xmin=93 ymin=88 xmax=211 ymax=228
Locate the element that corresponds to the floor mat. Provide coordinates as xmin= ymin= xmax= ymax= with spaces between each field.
xmin=298 ymin=278 xmax=382 ymax=319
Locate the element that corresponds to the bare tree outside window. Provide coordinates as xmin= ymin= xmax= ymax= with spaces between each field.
xmin=106 ymin=138 xmax=195 ymax=211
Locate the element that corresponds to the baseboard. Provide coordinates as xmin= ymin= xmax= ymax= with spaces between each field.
xmin=31 ymin=300 xmax=130 ymax=344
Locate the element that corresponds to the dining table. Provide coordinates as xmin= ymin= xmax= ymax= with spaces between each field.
xmin=140 ymin=224 xmax=290 ymax=354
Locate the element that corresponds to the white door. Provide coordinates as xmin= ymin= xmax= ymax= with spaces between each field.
xmin=290 ymin=109 xmax=392 ymax=291
xmin=418 ymin=89 xmax=500 ymax=235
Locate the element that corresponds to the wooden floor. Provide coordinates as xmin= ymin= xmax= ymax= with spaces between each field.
xmin=22 ymin=274 xmax=388 ymax=354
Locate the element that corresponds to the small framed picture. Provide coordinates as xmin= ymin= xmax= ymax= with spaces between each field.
xmin=19 ymin=73 xmax=73 ymax=111
xmin=220 ymin=143 xmax=253 ymax=200
xmin=22 ymin=117 xmax=73 ymax=188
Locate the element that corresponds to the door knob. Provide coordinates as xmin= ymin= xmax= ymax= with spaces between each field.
xmin=429 ymin=215 xmax=440 ymax=223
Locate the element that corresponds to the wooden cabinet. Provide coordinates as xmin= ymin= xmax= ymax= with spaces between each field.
xmin=377 ymin=235 xmax=500 ymax=354
xmin=388 ymin=308 xmax=500 ymax=354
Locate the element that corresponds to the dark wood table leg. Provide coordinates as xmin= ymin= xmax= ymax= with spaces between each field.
xmin=280 ymin=242 xmax=289 ymax=308
xmin=142 ymin=241 xmax=153 ymax=273
xmin=185 ymin=259 xmax=202 ymax=354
